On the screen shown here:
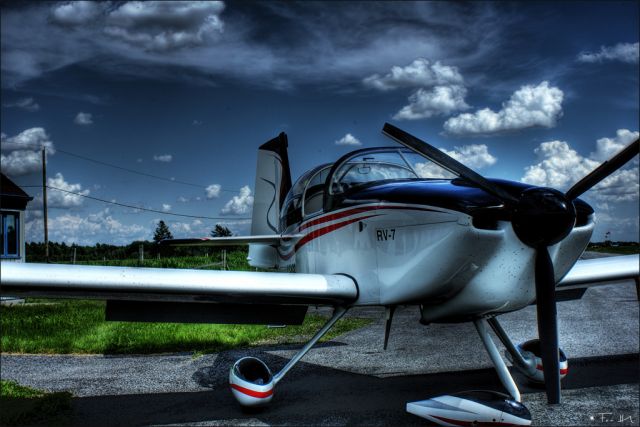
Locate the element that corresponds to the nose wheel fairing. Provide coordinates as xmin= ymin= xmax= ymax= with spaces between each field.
xmin=407 ymin=392 xmax=532 ymax=426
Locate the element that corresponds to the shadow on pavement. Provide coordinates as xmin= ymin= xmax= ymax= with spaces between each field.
xmin=64 ymin=353 xmax=638 ymax=426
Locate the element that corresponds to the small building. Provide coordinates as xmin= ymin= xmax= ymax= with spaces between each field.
xmin=0 ymin=173 xmax=33 ymax=262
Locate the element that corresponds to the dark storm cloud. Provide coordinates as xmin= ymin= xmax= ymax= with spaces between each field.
xmin=1 ymin=1 xmax=512 ymax=89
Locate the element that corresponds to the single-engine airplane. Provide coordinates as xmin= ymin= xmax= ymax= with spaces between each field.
xmin=2 ymin=123 xmax=639 ymax=426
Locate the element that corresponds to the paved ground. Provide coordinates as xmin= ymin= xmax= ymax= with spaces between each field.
xmin=1 ymin=253 xmax=638 ymax=426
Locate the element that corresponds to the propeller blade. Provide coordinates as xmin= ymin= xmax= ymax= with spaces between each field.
xmin=534 ymin=247 xmax=561 ymax=404
xmin=382 ymin=123 xmax=519 ymax=205
xmin=565 ymin=138 xmax=639 ymax=201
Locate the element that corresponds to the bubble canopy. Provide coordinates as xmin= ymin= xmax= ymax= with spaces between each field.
xmin=279 ymin=147 xmax=454 ymax=230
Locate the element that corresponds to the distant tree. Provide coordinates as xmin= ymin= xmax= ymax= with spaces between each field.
xmin=211 ymin=224 xmax=233 ymax=237
xmin=153 ymin=220 xmax=173 ymax=243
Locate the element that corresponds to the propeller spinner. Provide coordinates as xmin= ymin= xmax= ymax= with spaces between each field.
xmin=382 ymin=123 xmax=639 ymax=404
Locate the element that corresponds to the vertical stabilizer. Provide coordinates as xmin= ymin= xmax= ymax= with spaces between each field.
xmin=248 ymin=132 xmax=292 ymax=268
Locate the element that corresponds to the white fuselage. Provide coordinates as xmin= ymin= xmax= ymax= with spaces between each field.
xmin=274 ymin=202 xmax=593 ymax=322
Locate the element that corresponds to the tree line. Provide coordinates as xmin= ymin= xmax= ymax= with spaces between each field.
xmin=26 ymin=221 xmax=236 ymax=263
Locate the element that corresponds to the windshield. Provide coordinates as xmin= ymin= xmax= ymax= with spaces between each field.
xmin=402 ymin=151 xmax=457 ymax=180
xmin=329 ymin=148 xmax=452 ymax=195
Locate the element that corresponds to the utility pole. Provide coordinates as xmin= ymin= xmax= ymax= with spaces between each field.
xmin=42 ymin=148 xmax=49 ymax=263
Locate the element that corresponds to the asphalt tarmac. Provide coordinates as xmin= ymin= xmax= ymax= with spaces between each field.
xmin=1 ymin=256 xmax=638 ymax=426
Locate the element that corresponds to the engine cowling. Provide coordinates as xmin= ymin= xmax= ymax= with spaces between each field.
xmin=229 ymin=356 xmax=275 ymax=407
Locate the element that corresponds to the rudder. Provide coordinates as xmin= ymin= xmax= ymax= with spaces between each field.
xmin=248 ymin=132 xmax=292 ymax=268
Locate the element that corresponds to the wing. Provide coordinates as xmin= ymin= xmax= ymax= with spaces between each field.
xmin=557 ymin=254 xmax=639 ymax=289
xmin=0 ymin=263 xmax=357 ymax=325
xmin=0 ymin=262 xmax=356 ymax=304
xmin=161 ymin=235 xmax=301 ymax=247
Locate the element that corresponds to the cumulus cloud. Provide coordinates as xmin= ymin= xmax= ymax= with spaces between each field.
xmin=221 ymin=185 xmax=253 ymax=215
xmin=165 ymin=219 xmax=207 ymax=236
xmin=1 ymin=128 xmax=55 ymax=176
xmin=444 ymin=81 xmax=563 ymax=135
xmin=365 ymin=58 xmax=470 ymax=120
xmin=205 ymin=183 xmax=221 ymax=198
xmin=394 ymin=85 xmax=469 ymax=120
xmin=4 ymin=97 xmax=40 ymax=112
xmin=414 ymin=144 xmax=496 ymax=178
xmin=26 ymin=208 xmax=147 ymax=245
xmin=1 ymin=128 xmax=54 ymax=152
xmin=45 ymin=172 xmax=90 ymax=209
xmin=521 ymin=129 xmax=639 ymax=202
xmin=74 ymin=112 xmax=93 ymax=125
xmin=50 ymin=1 xmax=106 ymax=26
xmin=590 ymin=129 xmax=639 ymax=162
xmin=162 ymin=203 xmax=171 ymax=212
xmin=577 ymin=42 xmax=639 ymax=64
xmin=153 ymin=154 xmax=173 ymax=162
xmin=51 ymin=1 xmax=226 ymax=52
xmin=29 ymin=173 xmax=89 ymax=209
xmin=363 ymin=58 xmax=464 ymax=91
xmin=335 ymin=133 xmax=362 ymax=146
xmin=46 ymin=173 xmax=89 ymax=208
xmin=0 ymin=150 xmax=41 ymax=177
xmin=104 ymin=1 xmax=225 ymax=52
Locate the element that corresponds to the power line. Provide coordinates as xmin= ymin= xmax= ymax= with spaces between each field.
xmin=21 ymin=185 xmax=250 ymax=221
xmin=55 ymin=148 xmax=240 ymax=192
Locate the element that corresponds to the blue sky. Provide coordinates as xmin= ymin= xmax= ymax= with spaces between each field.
xmin=1 ymin=1 xmax=638 ymax=244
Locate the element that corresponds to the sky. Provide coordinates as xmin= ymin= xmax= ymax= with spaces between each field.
xmin=1 ymin=1 xmax=638 ymax=245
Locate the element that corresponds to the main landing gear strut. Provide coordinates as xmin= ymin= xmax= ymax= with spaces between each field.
xmin=228 ymin=306 xmax=348 ymax=407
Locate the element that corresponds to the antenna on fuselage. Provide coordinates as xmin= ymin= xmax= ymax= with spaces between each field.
xmin=383 ymin=305 xmax=396 ymax=350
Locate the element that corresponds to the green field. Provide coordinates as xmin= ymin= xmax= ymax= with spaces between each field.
xmin=71 ymin=251 xmax=252 ymax=270
xmin=2 ymin=253 xmax=370 ymax=355
xmin=587 ymin=244 xmax=640 ymax=255
xmin=1 ymin=299 xmax=369 ymax=355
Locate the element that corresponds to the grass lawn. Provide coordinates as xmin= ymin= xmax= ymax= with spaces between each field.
xmin=1 ymin=299 xmax=370 ymax=355
xmin=587 ymin=245 xmax=640 ymax=255
xmin=72 ymin=250 xmax=253 ymax=270
xmin=2 ymin=252 xmax=369 ymax=354
xmin=0 ymin=380 xmax=72 ymax=426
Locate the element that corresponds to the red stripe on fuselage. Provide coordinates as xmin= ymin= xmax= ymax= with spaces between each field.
xmin=278 ymin=214 xmax=378 ymax=260
xmin=295 ymin=215 xmax=376 ymax=251
xmin=230 ymin=383 xmax=273 ymax=399
xmin=278 ymin=204 xmax=443 ymax=261
xmin=298 ymin=205 xmax=438 ymax=232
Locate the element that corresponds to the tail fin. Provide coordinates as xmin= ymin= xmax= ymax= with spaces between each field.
xmin=248 ymin=132 xmax=292 ymax=268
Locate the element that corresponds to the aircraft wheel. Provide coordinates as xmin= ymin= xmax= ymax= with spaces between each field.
xmin=513 ymin=339 xmax=568 ymax=384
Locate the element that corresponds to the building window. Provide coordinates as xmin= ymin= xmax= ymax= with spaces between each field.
xmin=0 ymin=211 xmax=20 ymax=259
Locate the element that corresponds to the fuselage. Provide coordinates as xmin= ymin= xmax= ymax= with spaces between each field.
xmin=271 ymin=147 xmax=594 ymax=323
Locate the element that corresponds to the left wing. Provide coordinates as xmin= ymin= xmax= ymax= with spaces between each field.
xmin=0 ymin=262 xmax=356 ymax=305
